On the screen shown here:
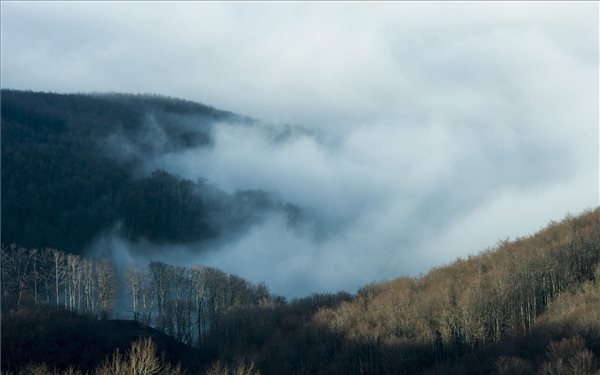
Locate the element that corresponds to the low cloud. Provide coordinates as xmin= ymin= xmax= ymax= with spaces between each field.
xmin=90 ymin=109 xmax=597 ymax=297
xmin=3 ymin=2 xmax=598 ymax=297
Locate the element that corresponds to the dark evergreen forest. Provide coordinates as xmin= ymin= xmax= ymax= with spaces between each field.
xmin=1 ymin=90 xmax=301 ymax=252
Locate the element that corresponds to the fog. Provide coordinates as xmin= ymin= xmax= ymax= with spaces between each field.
xmin=89 ymin=111 xmax=598 ymax=297
xmin=3 ymin=2 xmax=599 ymax=297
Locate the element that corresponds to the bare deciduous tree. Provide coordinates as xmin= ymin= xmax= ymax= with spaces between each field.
xmin=95 ymin=260 xmax=117 ymax=319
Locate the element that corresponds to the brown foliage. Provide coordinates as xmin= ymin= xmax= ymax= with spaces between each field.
xmin=94 ymin=338 xmax=181 ymax=375
xmin=545 ymin=336 xmax=587 ymax=363
xmin=538 ymin=337 xmax=599 ymax=375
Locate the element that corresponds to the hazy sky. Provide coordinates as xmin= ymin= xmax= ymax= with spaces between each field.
xmin=2 ymin=2 xmax=599 ymax=297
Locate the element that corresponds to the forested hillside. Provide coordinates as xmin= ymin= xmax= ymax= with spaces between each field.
xmin=1 ymin=90 xmax=599 ymax=374
xmin=1 ymin=90 xmax=304 ymax=253
xmin=3 ymin=208 xmax=599 ymax=374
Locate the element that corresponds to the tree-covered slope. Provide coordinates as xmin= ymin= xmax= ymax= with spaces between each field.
xmin=2 ymin=89 xmax=599 ymax=374
xmin=247 ymin=209 xmax=600 ymax=375
xmin=3 ymin=209 xmax=598 ymax=375
xmin=1 ymin=90 xmax=298 ymax=252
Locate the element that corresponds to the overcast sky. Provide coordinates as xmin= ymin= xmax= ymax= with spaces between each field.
xmin=2 ymin=2 xmax=599 ymax=297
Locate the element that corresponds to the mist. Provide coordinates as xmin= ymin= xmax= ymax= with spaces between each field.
xmin=3 ymin=2 xmax=599 ymax=297
xmin=88 ymin=107 xmax=597 ymax=298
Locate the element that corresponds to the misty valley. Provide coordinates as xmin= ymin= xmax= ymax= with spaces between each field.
xmin=2 ymin=90 xmax=600 ymax=375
